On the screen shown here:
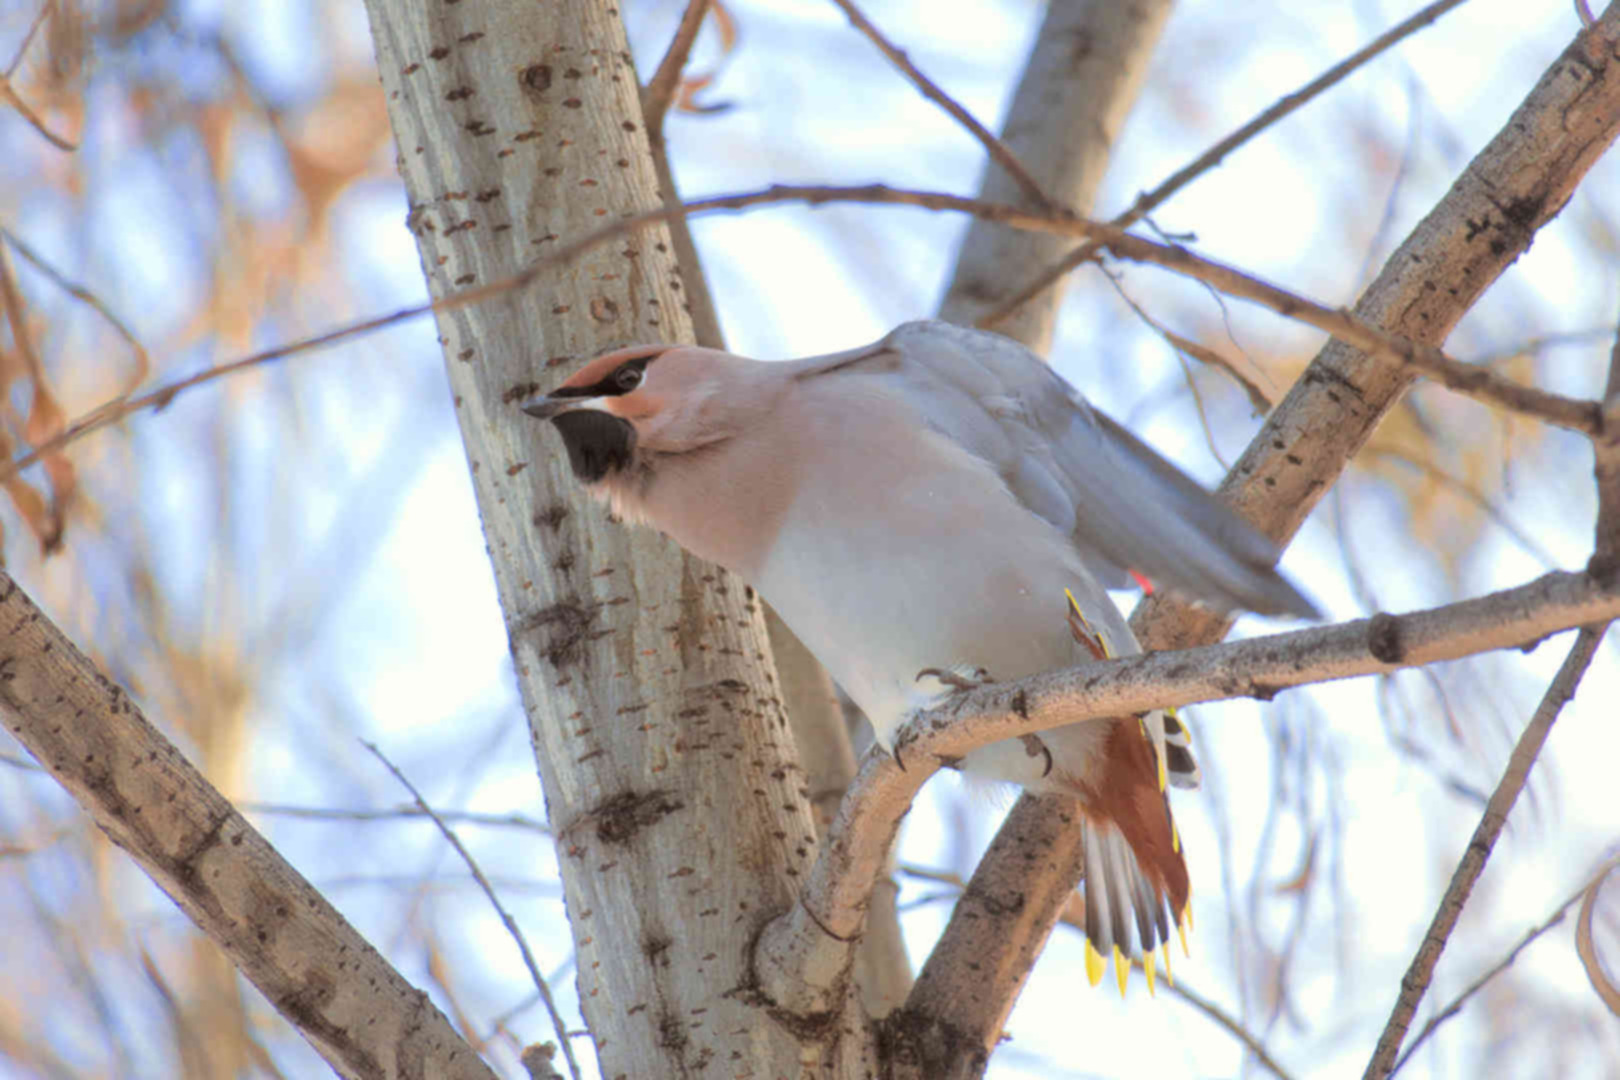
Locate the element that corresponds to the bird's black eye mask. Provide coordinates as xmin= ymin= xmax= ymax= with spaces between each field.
xmin=550 ymin=354 xmax=658 ymax=399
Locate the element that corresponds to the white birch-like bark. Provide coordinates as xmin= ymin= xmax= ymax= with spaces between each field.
xmin=360 ymin=0 xmax=874 ymax=1075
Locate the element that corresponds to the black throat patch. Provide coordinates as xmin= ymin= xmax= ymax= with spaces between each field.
xmin=551 ymin=410 xmax=637 ymax=483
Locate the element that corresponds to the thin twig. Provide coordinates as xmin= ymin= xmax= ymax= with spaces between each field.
xmin=1167 ymin=978 xmax=1298 ymax=1080
xmin=1390 ymin=856 xmax=1620 ymax=1075
xmin=240 ymin=801 xmax=550 ymax=833
xmin=826 ymin=0 xmax=1054 ymax=210
xmin=1 ymin=227 xmax=150 ymax=385
xmin=641 ymin=0 xmax=710 ymax=139
xmin=1366 ymin=448 xmax=1560 ymax=568
xmin=980 ymin=0 xmax=1474 ymax=329
xmin=899 ymin=861 xmax=1296 ymax=1079
xmin=1360 ymin=623 xmax=1609 ymax=1079
xmin=3 ymin=182 xmax=1602 ymax=483
xmin=361 ymin=741 xmax=581 ymax=1080
xmin=4 ymin=0 xmax=54 ymax=78
xmin=0 ymin=749 xmax=44 ymax=771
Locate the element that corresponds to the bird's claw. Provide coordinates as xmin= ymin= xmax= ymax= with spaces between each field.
xmin=914 ymin=665 xmax=995 ymax=692
xmin=895 ymin=665 xmax=997 ymax=772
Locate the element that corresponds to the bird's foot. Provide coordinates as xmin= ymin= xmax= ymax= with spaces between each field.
xmin=914 ymin=664 xmax=996 ymax=692
xmin=893 ymin=665 xmax=996 ymax=771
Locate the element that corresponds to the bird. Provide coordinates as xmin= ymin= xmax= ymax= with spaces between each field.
xmin=521 ymin=319 xmax=1315 ymax=994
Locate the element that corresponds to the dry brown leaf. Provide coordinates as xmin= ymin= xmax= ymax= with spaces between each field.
xmin=674 ymin=0 xmax=738 ymax=114
xmin=0 ymin=254 xmax=71 ymax=550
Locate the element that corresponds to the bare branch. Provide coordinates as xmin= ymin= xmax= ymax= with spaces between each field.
xmin=1391 ymin=856 xmax=1620 ymax=1075
xmin=1165 ymin=978 xmax=1298 ymax=1080
xmin=1 ymin=227 xmax=150 ymax=384
xmin=980 ymin=0 xmax=1475 ymax=330
xmin=1361 ymin=622 xmax=1609 ymax=1079
xmin=0 ymin=571 xmax=496 ymax=1080
xmin=826 ymin=0 xmax=1053 ymax=210
xmin=937 ymin=0 xmax=1171 ymax=349
xmin=1369 ymin=271 xmax=1620 ymax=1076
xmin=641 ymin=0 xmax=710 ymax=139
xmin=758 ymin=568 xmax=1620 ymax=1011
xmin=1101 ymin=262 xmax=1274 ymax=414
xmin=362 ymin=741 xmax=581 ymax=1080
xmin=241 ymin=801 xmax=551 ymax=833
xmin=1094 ymin=225 xmax=1601 ymax=434
xmin=899 ymin=863 xmax=1298 ymax=1080
xmin=6 ymin=181 xmax=1603 ymax=484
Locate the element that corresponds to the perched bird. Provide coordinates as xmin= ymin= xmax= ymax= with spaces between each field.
xmin=522 ymin=320 xmax=1314 ymax=992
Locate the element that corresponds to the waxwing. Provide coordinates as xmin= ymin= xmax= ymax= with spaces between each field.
xmin=522 ymin=319 xmax=1315 ymax=988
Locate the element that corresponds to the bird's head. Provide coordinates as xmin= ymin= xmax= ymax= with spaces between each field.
xmin=521 ymin=343 xmax=767 ymax=486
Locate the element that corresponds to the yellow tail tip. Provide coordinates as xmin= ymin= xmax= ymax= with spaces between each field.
xmin=1084 ymin=941 xmax=1106 ymax=987
xmin=1161 ymin=940 xmax=1175 ymax=987
xmin=1113 ymin=945 xmax=1129 ymax=998
xmin=1177 ymin=915 xmax=1190 ymax=958
xmin=1144 ymin=951 xmax=1157 ymax=997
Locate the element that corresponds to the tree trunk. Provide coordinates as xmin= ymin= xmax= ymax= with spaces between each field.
xmin=362 ymin=0 xmax=874 ymax=1074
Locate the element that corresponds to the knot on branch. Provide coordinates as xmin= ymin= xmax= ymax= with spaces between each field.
xmin=1367 ymin=612 xmax=1405 ymax=664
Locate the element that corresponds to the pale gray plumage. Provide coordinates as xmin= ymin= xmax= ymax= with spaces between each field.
xmin=522 ymin=320 xmax=1315 ymax=972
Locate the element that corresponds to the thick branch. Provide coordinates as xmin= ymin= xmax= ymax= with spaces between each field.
xmin=757 ymin=568 xmax=1620 ymax=1009
xmin=0 ymin=573 xmax=494 ymax=1080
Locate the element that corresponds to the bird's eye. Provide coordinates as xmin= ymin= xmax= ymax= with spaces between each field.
xmin=614 ymin=365 xmax=643 ymax=392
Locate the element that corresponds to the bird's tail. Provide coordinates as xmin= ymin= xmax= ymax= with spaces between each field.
xmin=1075 ymin=716 xmax=1193 ymax=997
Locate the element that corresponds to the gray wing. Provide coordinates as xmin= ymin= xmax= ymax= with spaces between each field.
xmin=797 ymin=320 xmax=1317 ymax=618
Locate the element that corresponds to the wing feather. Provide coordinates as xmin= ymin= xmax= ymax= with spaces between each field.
xmin=793 ymin=320 xmax=1316 ymax=618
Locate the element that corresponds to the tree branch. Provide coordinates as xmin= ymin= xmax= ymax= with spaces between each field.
xmin=5 ymin=177 xmax=1605 ymax=485
xmin=980 ymin=0 xmax=1475 ymax=331
xmin=1361 ymin=622 xmax=1608 ymax=1079
xmin=0 ymin=571 xmax=496 ymax=1080
xmin=1364 ymin=236 xmax=1620 ymax=1080
xmin=363 ymin=741 xmax=581 ymax=1080
xmin=1389 ymin=857 xmax=1620 ymax=1075
xmin=827 ymin=0 xmax=1054 ymax=211
xmin=756 ymin=567 xmax=1620 ymax=1009
xmin=933 ymin=0 xmax=1173 ymax=350
xmin=641 ymin=0 xmax=710 ymax=140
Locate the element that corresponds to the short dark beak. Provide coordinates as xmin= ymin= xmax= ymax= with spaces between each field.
xmin=520 ymin=393 xmax=588 ymax=421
